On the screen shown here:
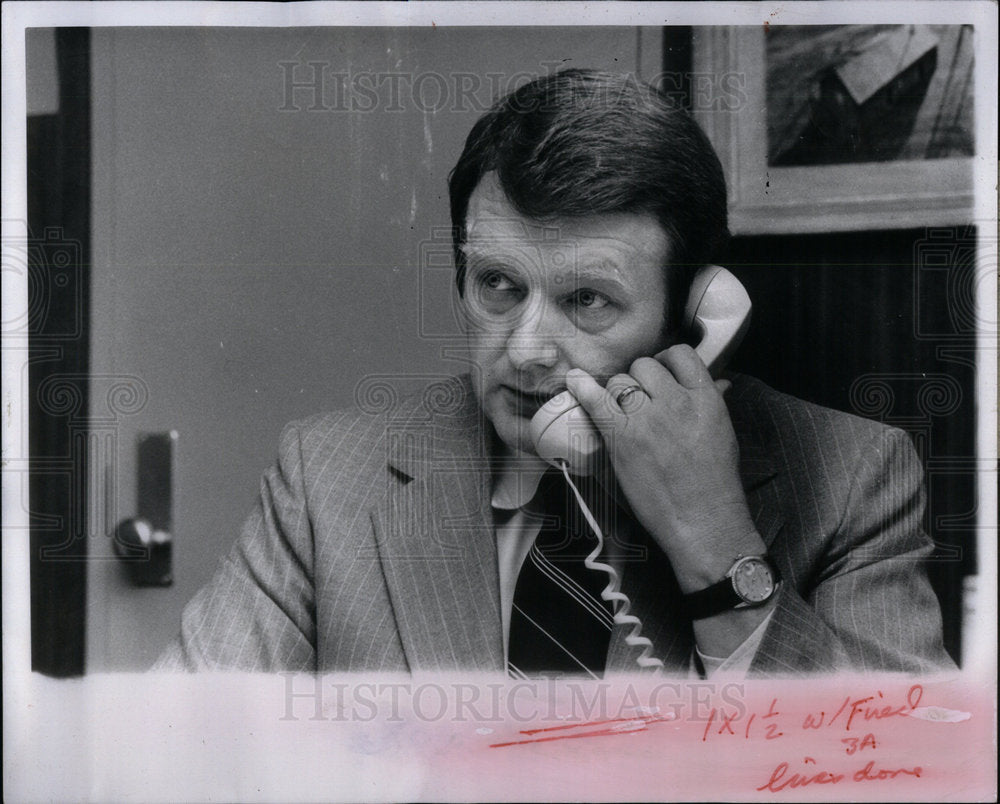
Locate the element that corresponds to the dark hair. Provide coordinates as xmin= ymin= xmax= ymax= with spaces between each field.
xmin=448 ymin=68 xmax=729 ymax=332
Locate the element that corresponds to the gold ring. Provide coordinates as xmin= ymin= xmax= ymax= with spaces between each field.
xmin=615 ymin=385 xmax=643 ymax=408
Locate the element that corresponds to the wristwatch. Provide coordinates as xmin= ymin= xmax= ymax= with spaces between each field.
xmin=683 ymin=555 xmax=780 ymax=620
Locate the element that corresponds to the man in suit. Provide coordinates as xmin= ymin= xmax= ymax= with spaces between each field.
xmin=156 ymin=70 xmax=953 ymax=676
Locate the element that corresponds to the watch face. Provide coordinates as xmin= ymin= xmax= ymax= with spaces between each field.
xmin=732 ymin=558 xmax=775 ymax=603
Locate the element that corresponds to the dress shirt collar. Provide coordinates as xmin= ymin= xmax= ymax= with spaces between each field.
xmin=490 ymin=447 xmax=549 ymax=510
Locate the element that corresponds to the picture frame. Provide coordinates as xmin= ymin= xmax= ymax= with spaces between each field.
xmin=692 ymin=25 xmax=976 ymax=234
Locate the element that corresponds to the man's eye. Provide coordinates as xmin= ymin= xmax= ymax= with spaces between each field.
xmin=472 ymin=270 xmax=522 ymax=314
xmin=573 ymin=289 xmax=610 ymax=309
xmin=483 ymin=271 xmax=513 ymax=291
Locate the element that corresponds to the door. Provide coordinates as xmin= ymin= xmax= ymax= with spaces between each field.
xmin=86 ymin=26 xmax=663 ymax=671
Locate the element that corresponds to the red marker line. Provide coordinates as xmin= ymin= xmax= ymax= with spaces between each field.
xmin=489 ymin=715 xmax=669 ymax=748
xmin=519 ymin=713 xmax=664 ymax=736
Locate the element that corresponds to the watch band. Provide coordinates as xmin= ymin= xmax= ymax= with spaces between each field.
xmin=683 ymin=555 xmax=780 ymax=620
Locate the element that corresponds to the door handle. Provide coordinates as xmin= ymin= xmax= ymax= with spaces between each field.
xmin=111 ymin=431 xmax=176 ymax=586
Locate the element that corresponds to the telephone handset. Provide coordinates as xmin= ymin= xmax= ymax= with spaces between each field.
xmin=529 ymin=265 xmax=752 ymax=476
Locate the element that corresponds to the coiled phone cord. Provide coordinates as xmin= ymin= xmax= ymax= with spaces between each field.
xmin=557 ymin=461 xmax=665 ymax=670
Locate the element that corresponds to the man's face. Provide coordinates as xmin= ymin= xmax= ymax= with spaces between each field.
xmin=460 ymin=174 xmax=672 ymax=456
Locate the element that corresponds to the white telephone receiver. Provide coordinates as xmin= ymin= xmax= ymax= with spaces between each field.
xmin=529 ymin=265 xmax=751 ymax=475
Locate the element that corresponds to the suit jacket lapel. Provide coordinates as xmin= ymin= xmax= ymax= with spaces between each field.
xmin=372 ymin=376 xmax=505 ymax=672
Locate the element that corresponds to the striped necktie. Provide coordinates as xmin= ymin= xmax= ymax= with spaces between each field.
xmin=507 ymin=471 xmax=614 ymax=679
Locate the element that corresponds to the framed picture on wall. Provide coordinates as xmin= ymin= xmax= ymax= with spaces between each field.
xmin=693 ymin=25 xmax=976 ymax=234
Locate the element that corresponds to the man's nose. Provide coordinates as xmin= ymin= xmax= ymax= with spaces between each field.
xmin=505 ymin=301 xmax=561 ymax=372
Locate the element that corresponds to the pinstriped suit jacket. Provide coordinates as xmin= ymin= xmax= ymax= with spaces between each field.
xmin=155 ymin=373 xmax=954 ymax=675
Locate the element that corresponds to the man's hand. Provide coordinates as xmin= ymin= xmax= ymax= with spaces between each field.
xmin=565 ymin=346 xmax=776 ymax=657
